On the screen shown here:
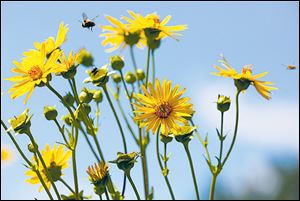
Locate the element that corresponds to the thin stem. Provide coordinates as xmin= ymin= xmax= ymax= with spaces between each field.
xmin=27 ymin=133 xmax=61 ymax=200
xmin=164 ymin=143 xmax=167 ymax=168
xmin=156 ymin=131 xmax=175 ymax=200
xmin=151 ymin=50 xmax=156 ymax=85
xmin=95 ymin=103 xmax=100 ymax=131
xmin=145 ymin=47 xmax=151 ymax=88
xmin=119 ymin=70 xmax=135 ymax=113
xmin=1 ymin=121 xmax=54 ymax=200
xmin=139 ymin=128 xmax=149 ymax=199
xmin=72 ymin=149 xmax=79 ymax=198
xmin=209 ymin=175 xmax=217 ymax=200
xmin=219 ymin=112 xmax=224 ymax=163
xmin=103 ymin=85 xmax=127 ymax=196
xmin=130 ymin=46 xmax=143 ymax=89
xmin=53 ymin=118 xmax=69 ymax=146
xmin=126 ymin=172 xmax=141 ymax=200
xmin=71 ymin=78 xmax=80 ymax=105
xmin=184 ymin=143 xmax=200 ymax=200
xmin=221 ymin=91 xmax=241 ymax=167
xmin=59 ymin=178 xmax=76 ymax=194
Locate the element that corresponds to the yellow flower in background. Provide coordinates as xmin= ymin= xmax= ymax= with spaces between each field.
xmin=133 ymin=79 xmax=194 ymax=135
xmin=34 ymin=22 xmax=69 ymax=55
xmin=53 ymin=51 xmax=80 ymax=79
xmin=26 ymin=144 xmax=71 ymax=192
xmin=6 ymin=43 xmax=61 ymax=104
xmin=100 ymin=15 xmax=144 ymax=52
xmin=212 ymin=55 xmax=278 ymax=100
xmin=1 ymin=146 xmax=14 ymax=164
xmin=123 ymin=10 xmax=187 ymax=41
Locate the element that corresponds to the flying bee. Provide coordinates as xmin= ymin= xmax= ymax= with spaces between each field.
xmin=282 ymin=64 xmax=297 ymax=70
xmin=91 ymin=67 xmax=98 ymax=75
xmin=79 ymin=12 xmax=99 ymax=31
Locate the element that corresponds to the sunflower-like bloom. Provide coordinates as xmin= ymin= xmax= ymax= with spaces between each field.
xmin=87 ymin=162 xmax=109 ymax=185
xmin=212 ymin=55 xmax=278 ymax=100
xmin=25 ymin=144 xmax=71 ymax=192
xmin=133 ymin=79 xmax=194 ymax=135
xmin=123 ymin=10 xmax=187 ymax=41
xmin=53 ymin=51 xmax=81 ymax=79
xmin=34 ymin=22 xmax=69 ymax=56
xmin=6 ymin=43 xmax=61 ymax=104
xmin=100 ymin=15 xmax=144 ymax=52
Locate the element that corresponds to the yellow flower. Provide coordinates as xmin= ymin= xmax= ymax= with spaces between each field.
xmin=100 ymin=15 xmax=143 ymax=52
xmin=212 ymin=55 xmax=278 ymax=100
xmin=34 ymin=22 xmax=69 ymax=55
xmin=1 ymin=146 xmax=14 ymax=164
xmin=87 ymin=162 xmax=109 ymax=184
xmin=133 ymin=79 xmax=194 ymax=135
xmin=123 ymin=10 xmax=187 ymax=41
xmin=25 ymin=144 xmax=71 ymax=192
xmin=6 ymin=43 xmax=61 ymax=104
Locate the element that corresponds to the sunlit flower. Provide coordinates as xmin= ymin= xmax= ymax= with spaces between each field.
xmin=6 ymin=43 xmax=61 ymax=104
xmin=133 ymin=79 xmax=194 ymax=135
xmin=87 ymin=162 xmax=109 ymax=185
xmin=123 ymin=10 xmax=187 ymax=41
xmin=25 ymin=144 xmax=71 ymax=192
xmin=100 ymin=15 xmax=143 ymax=52
xmin=34 ymin=22 xmax=69 ymax=56
xmin=1 ymin=146 xmax=14 ymax=165
xmin=83 ymin=64 xmax=115 ymax=87
xmin=212 ymin=55 xmax=278 ymax=100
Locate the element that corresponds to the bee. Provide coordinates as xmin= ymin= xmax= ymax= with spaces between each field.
xmin=80 ymin=12 xmax=99 ymax=31
xmin=91 ymin=67 xmax=98 ymax=75
xmin=282 ymin=64 xmax=296 ymax=70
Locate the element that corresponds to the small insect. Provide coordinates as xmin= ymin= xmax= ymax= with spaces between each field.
xmin=79 ymin=12 xmax=99 ymax=31
xmin=282 ymin=64 xmax=297 ymax=70
xmin=91 ymin=67 xmax=98 ymax=75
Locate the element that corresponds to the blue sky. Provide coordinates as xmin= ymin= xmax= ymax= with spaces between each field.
xmin=1 ymin=1 xmax=299 ymax=200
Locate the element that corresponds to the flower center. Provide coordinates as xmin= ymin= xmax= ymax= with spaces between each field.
xmin=242 ymin=67 xmax=252 ymax=75
xmin=28 ymin=66 xmax=43 ymax=81
xmin=155 ymin=102 xmax=172 ymax=119
xmin=45 ymin=162 xmax=62 ymax=182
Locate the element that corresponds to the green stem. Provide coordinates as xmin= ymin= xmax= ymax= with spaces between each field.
xmin=183 ymin=143 xmax=200 ymax=200
xmin=103 ymin=85 xmax=127 ymax=196
xmin=130 ymin=46 xmax=143 ymax=89
xmin=151 ymin=50 xmax=155 ymax=85
xmin=95 ymin=103 xmax=100 ymax=131
xmin=145 ymin=47 xmax=151 ymax=89
xmin=72 ymin=149 xmax=79 ymax=198
xmin=139 ymin=128 xmax=149 ymax=199
xmin=126 ymin=172 xmax=141 ymax=200
xmin=1 ymin=121 xmax=54 ymax=200
xmin=219 ymin=112 xmax=224 ymax=163
xmin=164 ymin=142 xmax=167 ymax=168
xmin=71 ymin=78 xmax=80 ymax=105
xmin=53 ymin=118 xmax=69 ymax=146
xmin=119 ymin=70 xmax=135 ymax=113
xmin=59 ymin=178 xmax=76 ymax=194
xmin=27 ymin=133 xmax=61 ymax=200
xmin=156 ymin=131 xmax=175 ymax=200
xmin=221 ymin=91 xmax=241 ymax=167
xmin=209 ymin=175 xmax=217 ymax=200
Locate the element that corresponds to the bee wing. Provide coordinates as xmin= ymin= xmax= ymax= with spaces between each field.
xmin=82 ymin=12 xmax=88 ymax=20
xmin=91 ymin=14 xmax=99 ymax=21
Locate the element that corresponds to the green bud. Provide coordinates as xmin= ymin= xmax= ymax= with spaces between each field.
xmin=217 ymin=95 xmax=231 ymax=113
xmin=93 ymin=90 xmax=103 ymax=103
xmin=7 ymin=108 xmax=32 ymax=135
xmin=144 ymin=28 xmax=161 ymax=41
xmin=61 ymin=114 xmax=73 ymax=126
xmin=79 ymin=88 xmax=93 ymax=104
xmin=83 ymin=65 xmax=111 ymax=87
xmin=75 ymin=103 xmax=91 ymax=121
xmin=124 ymin=31 xmax=141 ymax=46
xmin=110 ymin=152 xmax=139 ymax=172
xmin=112 ymin=73 xmax=121 ymax=83
xmin=160 ymin=134 xmax=173 ymax=144
xmin=44 ymin=106 xmax=58 ymax=121
xmin=28 ymin=143 xmax=37 ymax=153
xmin=61 ymin=67 xmax=77 ymax=79
xmin=110 ymin=56 xmax=124 ymax=70
xmin=136 ymin=69 xmax=145 ymax=81
xmin=173 ymin=126 xmax=197 ymax=145
xmin=62 ymin=92 xmax=75 ymax=107
xmin=234 ymin=78 xmax=251 ymax=92
xmin=77 ymin=48 xmax=94 ymax=67
xmin=124 ymin=71 xmax=136 ymax=84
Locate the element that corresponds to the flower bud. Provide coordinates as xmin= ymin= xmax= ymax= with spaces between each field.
xmin=77 ymin=48 xmax=94 ymax=67
xmin=61 ymin=114 xmax=73 ymax=126
xmin=173 ymin=126 xmax=196 ymax=145
xmin=124 ymin=31 xmax=141 ymax=46
xmin=28 ymin=143 xmax=38 ymax=153
xmin=160 ymin=134 xmax=173 ymax=144
xmin=217 ymin=95 xmax=231 ymax=113
xmin=87 ymin=162 xmax=109 ymax=196
xmin=136 ymin=69 xmax=145 ymax=81
xmin=110 ymin=152 xmax=139 ymax=173
xmin=124 ymin=71 xmax=136 ymax=84
xmin=93 ymin=90 xmax=103 ymax=103
xmin=62 ymin=92 xmax=75 ymax=107
xmin=144 ymin=28 xmax=161 ymax=41
xmin=234 ymin=78 xmax=251 ymax=92
xmin=110 ymin=56 xmax=124 ymax=71
xmin=112 ymin=73 xmax=121 ymax=83
xmin=75 ymin=103 xmax=91 ymax=121
xmin=79 ymin=88 xmax=93 ymax=104
xmin=83 ymin=65 xmax=111 ymax=87
xmin=7 ymin=109 xmax=32 ymax=135
xmin=44 ymin=106 xmax=58 ymax=121
xmin=61 ymin=67 xmax=77 ymax=79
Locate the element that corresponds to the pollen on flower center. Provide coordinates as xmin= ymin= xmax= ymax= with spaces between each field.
xmin=28 ymin=66 xmax=43 ymax=80
xmin=242 ymin=67 xmax=252 ymax=74
xmin=155 ymin=102 xmax=172 ymax=118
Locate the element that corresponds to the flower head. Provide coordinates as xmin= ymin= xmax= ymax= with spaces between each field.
xmin=87 ymin=162 xmax=109 ymax=186
xmin=7 ymin=108 xmax=32 ymax=134
xmin=6 ymin=43 xmax=61 ymax=104
xmin=110 ymin=152 xmax=139 ymax=172
xmin=83 ymin=65 xmax=115 ymax=87
xmin=77 ymin=48 xmax=94 ymax=67
xmin=212 ymin=55 xmax=278 ymax=100
xmin=133 ymin=79 xmax=194 ymax=135
xmin=100 ymin=15 xmax=143 ymax=52
xmin=173 ymin=125 xmax=196 ymax=144
xmin=54 ymin=51 xmax=80 ymax=79
xmin=25 ymin=144 xmax=71 ymax=192
xmin=123 ymin=10 xmax=187 ymax=41
xmin=34 ymin=22 xmax=69 ymax=56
